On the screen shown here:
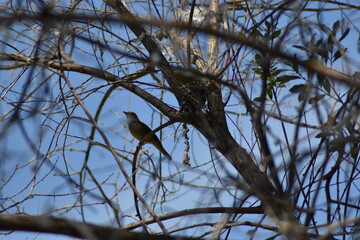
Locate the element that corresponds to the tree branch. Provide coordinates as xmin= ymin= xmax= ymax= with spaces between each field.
xmin=0 ymin=215 xmax=194 ymax=240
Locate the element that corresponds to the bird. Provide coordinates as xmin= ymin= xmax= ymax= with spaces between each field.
xmin=123 ymin=111 xmax=172 ymax=160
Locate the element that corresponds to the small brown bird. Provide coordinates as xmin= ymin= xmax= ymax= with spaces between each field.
xmin=123 ymin=111 xmax=172 ymax=160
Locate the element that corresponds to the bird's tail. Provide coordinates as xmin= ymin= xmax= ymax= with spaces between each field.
xmin=153 ymin=142 xmax=172 ymax=160
xmin=150 ymin=137 xmax=172 ymax=160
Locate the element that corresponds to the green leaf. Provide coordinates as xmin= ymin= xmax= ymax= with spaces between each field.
xmin=308 ymin=94 xmax=325 ymax=104
xmin=293 ymin=45 xmax=309 ymax=52
xmin=276 ymin=75 xmax=299 ymax=84
xmin=329 ymin=137 xmax=346 ymax=152
xmin=254 ymin=96 xmax=262 ymax=102
xmin=333 ymin=48 xmax=347 ymax=62
xmin=316 ymin=48 xmax=329 ymax=59
xmin=252 ymin=67 xmax=262 ymax=75
xmin=327 ymin=37 xmax=334 ymax=51
xmin=289 ymin=84 xmax=306 ymax=93
xmin=318 ymin=74 xmax=331 ymax=93
xmin=271 ymin=29 xmax=281 ymax=39
xmin=293 ymin=62 xmax=299 ymax=74
xmin=289 ymin=84 xmax=309 ymax=101
xmin=255 ymin=53 xmax=263 ymax=66
xmin=268 ymin=77 xmax=276 ymax=86
xmin=315 ymin=131 xmax=335 ymax=138
xmin=272 ymin=68 xmax=283 ymax=77
xmin=339 ymin=28 xmax=350 ymax=41
xmin=265 ymin=21 xmax=271 ymax=29
xmin=267 ymin=88 xmax=273 ymax=99
xmin=316 ymin=39 xmax=323 ymax=47
xmin=250 ymin=29 xmax=264 ymax=41
xmin=351 ymin=143 xmax=359 ymax=160
xmin=299 ymin=90 xmax=308 ymax=101
xmin=332 ymin=20 xmax=340 ymax=34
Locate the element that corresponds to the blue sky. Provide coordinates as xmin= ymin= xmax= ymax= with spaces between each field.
xmin=0 ymin=0 xmax=359 ymax=239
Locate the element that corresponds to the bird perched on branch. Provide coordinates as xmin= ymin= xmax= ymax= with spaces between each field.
xmin=123 ymin=111 xmax=172 ymax=160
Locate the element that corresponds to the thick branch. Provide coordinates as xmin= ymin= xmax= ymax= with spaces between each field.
xmin=0 ymin=215 xmax=194 ymax=240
